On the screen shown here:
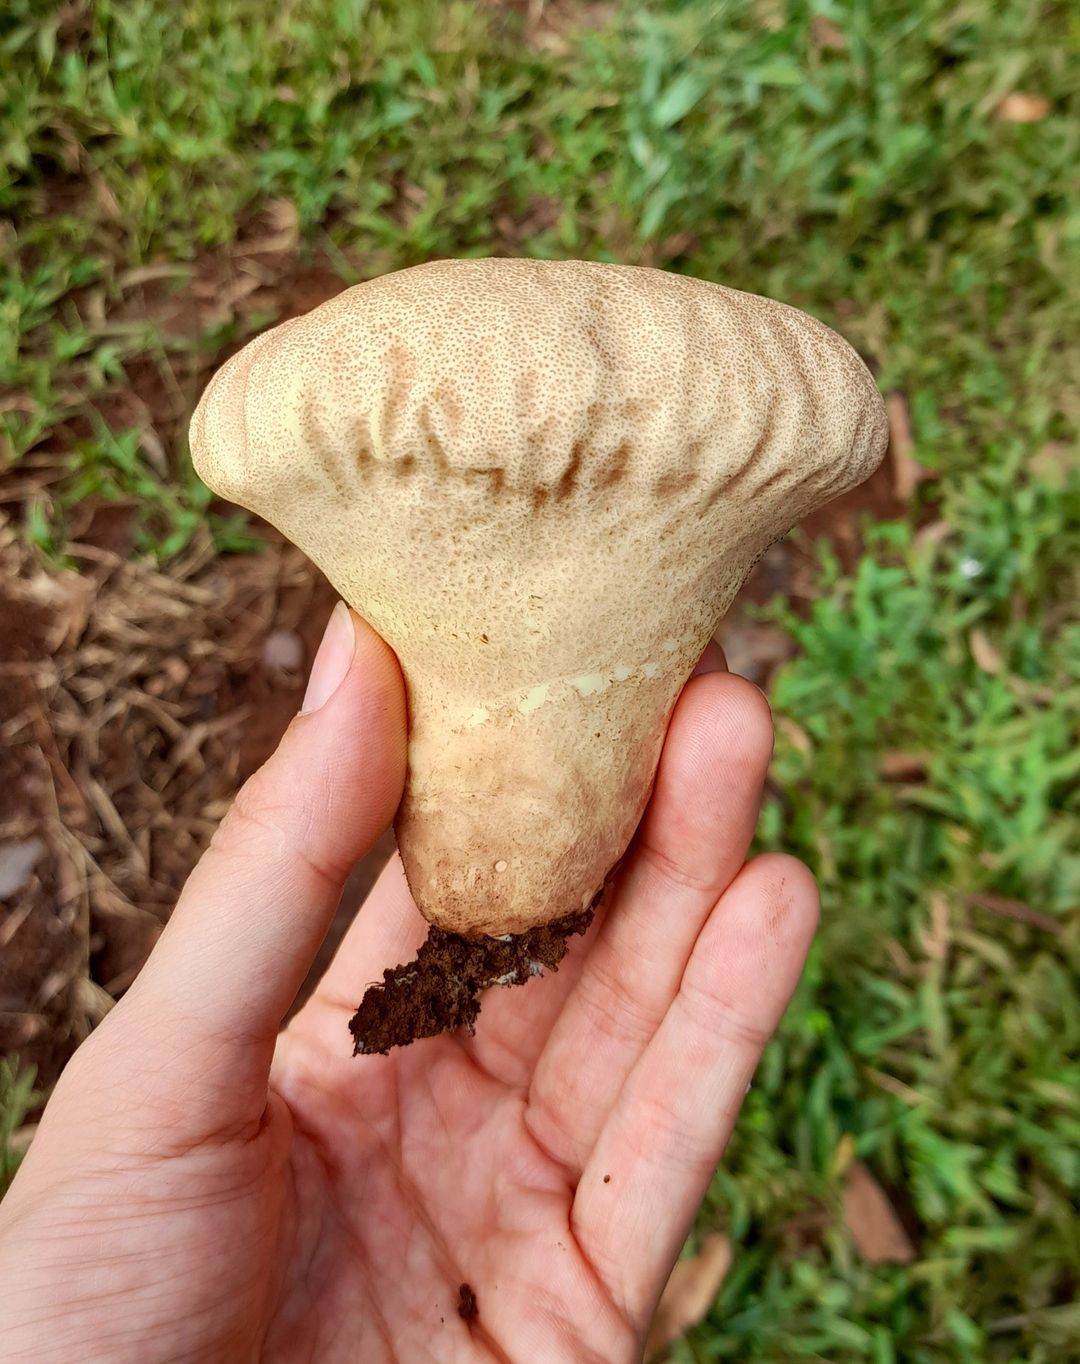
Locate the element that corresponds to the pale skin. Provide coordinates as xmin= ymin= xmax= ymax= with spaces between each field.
xmin=0 ymin=607 xmax=818 ymax=1363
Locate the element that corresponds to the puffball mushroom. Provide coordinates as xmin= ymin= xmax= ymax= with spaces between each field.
xmin=191 ymin=258 xmax=887 ymax=941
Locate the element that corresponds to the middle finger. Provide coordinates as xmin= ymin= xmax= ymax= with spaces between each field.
xmin=524 ymin=672 xmax=773 ymax=1175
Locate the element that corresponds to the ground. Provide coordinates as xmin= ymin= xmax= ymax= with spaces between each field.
xmin=1 ymin=2 xmax=1078 ymax=1360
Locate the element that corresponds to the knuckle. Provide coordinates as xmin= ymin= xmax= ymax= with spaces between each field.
xmin=679 ymin=975 xmax=773 ymax=1052
xmin=212 ymin=772 xmax=343 ymax=889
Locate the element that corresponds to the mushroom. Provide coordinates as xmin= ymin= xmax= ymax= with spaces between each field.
xmin=190 ymin=259 xmax=887 ymax=1044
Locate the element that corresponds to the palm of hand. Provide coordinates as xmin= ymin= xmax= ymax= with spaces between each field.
xmin=0 ymin=633 xmax=815 ymax=1364
xmin=73 ymin=970 xmax=635 ymax=1362
xmin=269 ymin=982 xmax=635 ymax=1363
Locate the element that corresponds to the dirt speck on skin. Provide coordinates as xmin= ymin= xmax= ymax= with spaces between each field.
xmin=350 ymin=903 xmax=597 ymax=1054
xmin=457 ymin=1284 xmax=478 ymax=1322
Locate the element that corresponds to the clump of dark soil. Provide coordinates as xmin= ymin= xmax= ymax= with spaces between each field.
xmin=349 ymin=903 xmax=597 ymax=1054
xmin=457 ymin=1283 xmax=478 ymax=1322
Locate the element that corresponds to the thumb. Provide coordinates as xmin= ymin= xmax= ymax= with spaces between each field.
xmin=105 ymin=604 xmax=406 ymax=1109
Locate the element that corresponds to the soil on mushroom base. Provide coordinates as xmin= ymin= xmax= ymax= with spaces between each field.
xmin=350 ymin=904 xmax=597 ymax=1053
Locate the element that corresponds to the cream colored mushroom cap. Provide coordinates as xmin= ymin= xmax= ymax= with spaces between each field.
xmin=191 ymin=258 xmax=887 ymax=935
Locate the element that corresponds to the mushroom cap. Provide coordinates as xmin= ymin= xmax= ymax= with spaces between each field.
xmin=191 ymin=259 xmax=887 ymax=934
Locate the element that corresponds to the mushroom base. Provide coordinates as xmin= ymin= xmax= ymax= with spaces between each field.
xmin=349 ymin=898 xmax=598 ymax=1055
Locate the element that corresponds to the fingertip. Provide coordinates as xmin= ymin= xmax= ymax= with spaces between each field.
xmin=630 ymin=673 xmax=776 ymax=907
xmin=334 ymin=609 xmax=408 ymax=736
xmin=668 ymin=670 xmax=774 ymax=784
xmin=733 ymin=852 xmax=820 ymax=955
xmin=290 ymin=608 xmax=408 ymax=801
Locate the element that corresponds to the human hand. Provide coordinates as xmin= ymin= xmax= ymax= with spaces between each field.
xmin=0 ymin=604 xmax=817 ymax=1363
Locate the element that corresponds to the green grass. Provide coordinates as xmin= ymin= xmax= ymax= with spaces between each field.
xmin=0 ymin=1060 xmax=38 ymax=1200
xmin=3 ymin=0 xmax=1079 ymax=1357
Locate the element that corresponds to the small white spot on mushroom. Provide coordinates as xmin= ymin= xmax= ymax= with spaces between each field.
xmin=569 ymin=672 xmax=609 ymax=697
xmin=494 ymin=859 xmax=508 ymax=873
xmin=517 ymin=685 xmax=548 ymax=714
xmin=612 ymin=662 xmax=632 ymax=682
xmin=464 ymin=707 xmax=489 ymax=728
xmin=641 ymin=661 xmax=661 ymax=679
xmin=661 ymin=638 xmax=679 ymax=654
xmin=528 ymin=961 xmax=545 ymax=976
xmin=494 ymin=971 xmax=518 ymax=987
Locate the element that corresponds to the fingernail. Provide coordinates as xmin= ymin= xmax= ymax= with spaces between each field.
xmin=301 ymin=601 xmax=355 ymax=714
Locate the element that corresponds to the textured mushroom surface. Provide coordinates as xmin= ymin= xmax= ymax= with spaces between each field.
xmin=191 ymin=259 xmax=887 ymax=935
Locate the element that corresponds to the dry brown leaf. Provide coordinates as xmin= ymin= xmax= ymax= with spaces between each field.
xmin=242 ymin=198 xmax=301 ymax=256
xmin=996 ymin=92 xmax=1051 ymax=123
xmin=886 ymin=392 xmax=934 ymax=500
xmin=779 ymin=1205 xmax=831 ymax=1252
xmin=810 ymin=15 xmax=846 ymax=49
xmin=49 ymin=573 xmax=96 ymax=652
xmin=865 ymin=1067 xmax=927 ymax=1107
xmin=719 ymin=620 xmax=795 ymax=685
xmin=645 ymin=1234 xmax=733 ymax=1361
xmin=884 ymin=937 xmax=916 ymax=979
xmin=91 ymin=174 xmax=121 ymax=222
xmin=9 ymin=1123 xmax=38 ymax=1157
xmin=218 ymin=272 xmax=265 ymax=308
xmin=753 ymin=0 xmax=785 ymax=32
xmin=914 ymin=519 xmax=952 ymax=549
xmin=1029 ymin=441 xmax=1075 ymax=489
xmin=879 ymin=750 xmax=929 ymax=780
xmin=776 ymin=714 xmax=812 ymax=757
xmin=138 ymin=427 xmax=169 ymax=478
xmin=265 ymin=197 xmax=300 ymax=242
xmin=638 ymin=229 xmax=701 ymax=267
xmin=965 ymin=892 xmax=1062 ymax=935
xmin=969 ymin=628 xmax=1004 ymax=675
xmin=842 ymin=1162 xmax=916 ymax=1264
xmin=921 ymin=892 xmax=951 ymax=963
xmin=520 ymin=0 xmax=618 ymax=54
xmin=118 ymin=263 xmax=192 ymax=289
